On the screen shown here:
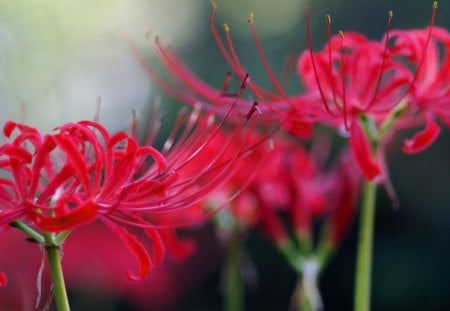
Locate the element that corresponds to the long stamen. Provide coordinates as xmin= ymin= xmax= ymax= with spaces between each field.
xmin=396 ymin=1 xmax=438 ymax=104
xmin=209 ymin=2 xmax=241 ymax=73
xmin=365 ymin=10 xmax=394 ymax=111
xmin=211 ymin=3 xmax=275 ymax=101
xmin=326 ymin=15 xmax=340 ymax=113
xmin=222 ymin=23 xmax=277 ymax=100
xmin=248 ymin=13 xmax=290 ymax=101
xmin=220 ymin=72 xmax=233 ymax=95
xmin=339 ymin=31 xmax=350 ymax=131
xmin=305 ymin=8 xmax=336 ymax=116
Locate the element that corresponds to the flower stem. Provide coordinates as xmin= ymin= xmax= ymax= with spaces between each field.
xmin=224 ymin=225 xmax=244 ymax=311
xmin=45 ymin=243 xmax=71 ymax=311
xmin=291 ymin=260 xmax=323 ymax=311
xmin=353 ymin=180 xmax=377 ymax=311
xmin=10 ymin=220 xmax=45 ymax=243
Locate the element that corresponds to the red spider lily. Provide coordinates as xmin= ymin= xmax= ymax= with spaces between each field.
xmin=389 ymin=26 xmax=450 ymax=153
xmin=130 ymin=4 xmax=307 ymax=123
xmin=134 ymin=2 xmax=443 ymax=181
xmin=298 ymin=3 xmax=440 ymax=179
xmin=0 ymin=103 xmax=259 ymax=285
xmin=195 ymin=130 xmax=360 ymax=251
xmin=298 ymin=27 xmax=408 ymax=180
xmin=253 ymin=142 xmax=360 ymax=252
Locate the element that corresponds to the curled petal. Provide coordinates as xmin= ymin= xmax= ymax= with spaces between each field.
xmin=350 ymin=122 xmax=381 ymax=180
xmin=102 ymin=219 xmax=152 ymax=283
xmin=402 ymin=116 xmax=441 ymax=154
xmin=3 ymin=121 xmax=39 ymax=138
xmin=159 ymin=228 xmax=196 ymax=261
xmin=136 ymin=146 xmax=168 ymax=174
xmin=0 ymin=145 xmax=32 ymax=163
xmin=27 ymin=201 xmax=97 ymax=232
xmin=53 ymin=134 xmax=90 ymax=191
xmin=144 ymin=227 xmax=165 ymax=265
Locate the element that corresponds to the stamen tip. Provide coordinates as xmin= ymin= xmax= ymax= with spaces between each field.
xmin=211 ymin=1 xmax=217 ymax=10
xmin=223 ymin=23 xmax=230 ymax=32
xmin=326 ymin=14 xmax=331 ymax=24
xmin=433 ymin=1 xmax=438 ymax=10
xmin=339 ymin=30 xmax=344 ymax=39
xmin=388 ymin=10 xmax=393 ymax=19
xmin=248 ymin=13 xmax=254 ymax=23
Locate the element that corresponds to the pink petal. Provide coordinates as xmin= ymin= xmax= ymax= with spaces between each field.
xmin=28 ymin=200 xmax=97 ymax=232
xmin=402 ymin=115 xmax=441 ymax=154
xmin=144 ymin=227 xmax=165 ymax=265
xmin=350 ymin=121 xmax=381 ymax=180
xmin=102 ymin=218 xmax=152 ymax=283
xmin=0 ymin=145 xmax=32 ymax=163
xmin=3 ymin=121 xmax=39 ymax=138
xmin=159 ymin=228 xmax=196 ymax=261
xmin=53 ymin=134 xmax=90 ymax=191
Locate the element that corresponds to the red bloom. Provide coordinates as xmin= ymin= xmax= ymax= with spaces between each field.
xmin=298 ymin=25 xmax=412 ymax=180
xmin=0 ymin=104 xmax=258 ymax=284
xmin=390 ymin=26 xmax=450 ymax=153
xmin=195 ymin=130 xmax=360 ymax=250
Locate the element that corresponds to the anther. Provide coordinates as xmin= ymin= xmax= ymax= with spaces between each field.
xmin=223 ymin=23 xmax=230 ymax=32
xmin=388 ymin=10 xmax=393 ymax=19
xmin=433 ymin=1 xmax=438 ymax=10
xmin=326 ymin=15 xmax=331 ymax=24
xmin=246 ymin=102 xmax=260 ymax=120
xmin=339 ymin=30 xmax=345 ymax=39
xmin=248 ymin=13 xmax=254 ymax=23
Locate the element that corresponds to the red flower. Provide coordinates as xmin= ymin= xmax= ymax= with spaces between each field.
xmin=0 ymin=103 xmax=258 ymax=284
xmin=389 ymin=26 xmax=450 ymax=153
xmin=193 ymin=130 xmax=360 ymax=250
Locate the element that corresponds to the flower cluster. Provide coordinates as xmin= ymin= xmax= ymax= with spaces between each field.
xmin=131 ymin=1 xmax=448 ymax=310
xmin=0 ymin=102 xmax=259 ymax=287
xmin=1 ymin=1 xmax=448 ymax=310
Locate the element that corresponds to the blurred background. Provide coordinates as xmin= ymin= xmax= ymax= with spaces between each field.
xmin=1 ymin=0 xmax=450 ymax=310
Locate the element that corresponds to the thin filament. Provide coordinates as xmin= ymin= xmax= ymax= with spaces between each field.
xmin=365 ymin=10 xmax=394 ymax=111
xmin=339 ymin=31 xmax=350 ymax=131
xmin=326 ymin=15 xmax=340 ymax=114
xmin=248 ymin=13 xmax=290 ymax=101
xmin=305 ymin=8 xmax=337 ymax=117
xmin=395 ymin=1 xmax=439 ymax=105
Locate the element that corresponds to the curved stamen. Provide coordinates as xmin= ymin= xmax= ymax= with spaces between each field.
xmin=364 ymin=10 xmax=394 ymax=111
xmin=248 ymin=13 xmax=291 ymax=101
xmin=339 ymin=31 xmax=350 ymax=131
xmin=305 ymin=8 xmax=338 ymax=117
xmin=222 ymin=23 xmax=278 ymax=101
xmin=326 ymin=15 xmax=341 ymax=114
xmin=395 ymin=1 xmax=439 ymax=105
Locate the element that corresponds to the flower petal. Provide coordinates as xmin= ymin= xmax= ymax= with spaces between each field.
xmin=159 ymin=228 xmax=196 ymax=261
xmin=102 ymin=218 xmax=152 ymax=283
xmin=0 ymin=145 xmax=32 ymax=163
xmin=350 ymin=121 xmax=381 ymax=180
xmin=402 ymin=115 xmax=441 ymax=154
xmin=28 ymin=200 xmax=97 ymax=232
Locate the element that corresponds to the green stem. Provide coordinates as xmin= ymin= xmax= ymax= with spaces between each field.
xmin=224 ymin=226 xmax=244 ymax=311
xmin=296 ymin=260 xmax=323 ymax=311
xmin=45 ymin=243 xmax=71 ymax=311
xmin=353 ymin=180 xmax=377 ymax=311
xmin=10 ymin=220 xmax=45 ymax=243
